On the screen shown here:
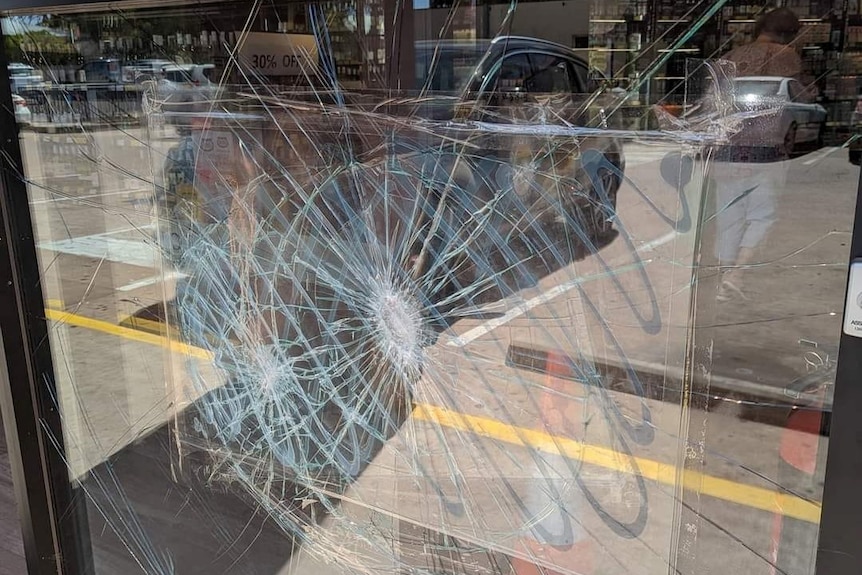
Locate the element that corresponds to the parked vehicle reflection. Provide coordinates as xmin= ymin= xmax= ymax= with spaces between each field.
xmin=734 ymin=76 xmax=826 ymax=155
xmin=12 ymin=93 xmax=31 ymax=125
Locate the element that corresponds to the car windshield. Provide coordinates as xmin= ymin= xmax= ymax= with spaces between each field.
xmin=735 ymin=80 xmax=782 ymax=98
xmin=415 ymin=42 xmax=490 ymax=92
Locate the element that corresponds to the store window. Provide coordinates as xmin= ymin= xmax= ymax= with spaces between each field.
xmin=0 ymin=1 xmax=857 ymax=574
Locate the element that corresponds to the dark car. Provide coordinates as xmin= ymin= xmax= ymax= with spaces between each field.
xmin=79 ymin=58 xmax=122 ymax=83
xmin=414 ymin=36 xmax=625 ymax=187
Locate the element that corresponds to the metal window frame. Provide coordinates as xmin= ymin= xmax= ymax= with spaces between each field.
xmin=815 ymin=185 xmax=862 ymax=574
xmin=1 ymin=0 xmax=224 ymax=16
xmin=0 ymin=21 xmax=93 ymax=575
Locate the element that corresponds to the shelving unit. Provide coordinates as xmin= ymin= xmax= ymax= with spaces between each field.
xmin=210 ymin=0 xmax=385 ymax=89
xmin=587 ymin=0 xmax=652 ymax=128
xmin=319 ymin=0 xmax=386 ymax=88
xmin=588 ymin=0 xmax=708 ymax=114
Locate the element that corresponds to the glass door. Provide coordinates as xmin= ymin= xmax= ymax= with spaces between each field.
xmin=0 ymin=1 xmax=857 ymax=574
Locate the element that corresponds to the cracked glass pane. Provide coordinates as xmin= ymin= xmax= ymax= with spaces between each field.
xmin=1 ymin=1 xmax=851 ymax=574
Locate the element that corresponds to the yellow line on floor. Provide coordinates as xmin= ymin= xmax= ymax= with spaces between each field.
xmin=44 ymin=308 xmax=211 ymax=360
xmin=413 ymin=404 xmax=820 ymax=524
xmin=43 ymin=307 xmax=820 ymax=524
xmin=117 ymin=314 xmax=176 ymax=338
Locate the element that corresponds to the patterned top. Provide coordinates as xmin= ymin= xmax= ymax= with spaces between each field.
xmin=723 ymin=40 xmax=802 ymax=79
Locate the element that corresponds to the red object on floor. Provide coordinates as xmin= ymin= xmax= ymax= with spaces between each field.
xmin=511 ymin=351 xmax=595 ymax=574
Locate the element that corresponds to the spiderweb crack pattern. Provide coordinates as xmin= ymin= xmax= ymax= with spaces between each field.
xmin=149 ymin=13 xmax=741 ymax=573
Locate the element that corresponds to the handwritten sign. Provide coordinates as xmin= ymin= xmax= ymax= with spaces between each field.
xmin=237 ymin=32 xmax=318 ymax=77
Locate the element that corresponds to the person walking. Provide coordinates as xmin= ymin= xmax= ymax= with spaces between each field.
xmin=712 ymin=7 xmax=803 ymax=302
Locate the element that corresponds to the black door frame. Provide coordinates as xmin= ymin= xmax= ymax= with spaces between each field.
xmin=0 ymin=19 xmax=93 ymax=575
xmin=814 ymin=195 xmax=862 ymax=574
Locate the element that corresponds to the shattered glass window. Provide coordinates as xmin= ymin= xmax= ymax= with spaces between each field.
xmin=0 ymin=1 xmax=852 ymax=574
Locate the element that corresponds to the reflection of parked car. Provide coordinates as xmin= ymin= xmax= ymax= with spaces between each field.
xmin=161 ymin=37 xmax=627 ymax=330
xmin=158 ymin=37 xmax=631 ymax=488
xmin=733 ymin=76 xmax=826 ymax=155
xmin=122 ymin=59 xmax=173 ymax=83
xmin=12 ymin=94 xmax=32 ymax=125
xmin=414 ymin=36 xmax=625 ymax=233
xmin=157 ymin=64 xmax=217 ymax=107
xmin=162 ymin=38 xmax=625 ymax=278
xmin=8 ymin=63 xmax=45 ymax=93
xmin=162 ymin=37 xmax=626 ymax=297
xmin=79 ymin=58 xmax=122 ymax=83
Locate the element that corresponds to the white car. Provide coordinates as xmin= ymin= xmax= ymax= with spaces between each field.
xmin=122 ymin=59 xmax=173 ymax=83
xmin=8 ymin=63 xmax=45 ymax=94
xmin=12 ymin=94 xmax=32 ymax=126
xmin=156 ymin=64 xmax=217 ymax=108
xmin=733 ymin=76 xmax=827 ymax=155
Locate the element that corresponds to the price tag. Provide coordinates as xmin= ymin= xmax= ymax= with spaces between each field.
xmin=237 ymin=31 xmax=318 ymax=77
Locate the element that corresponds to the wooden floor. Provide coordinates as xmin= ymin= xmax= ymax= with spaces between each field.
xmin=0 ymin=413 xmax=28 ymax=575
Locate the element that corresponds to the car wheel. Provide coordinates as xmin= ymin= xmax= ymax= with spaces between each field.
xmin=783 ymin=123 xmax=797 ymax=157
xmin=816 ymin=122 xmax=826 ymax=149
xmin=577 ymin=148 xmax=621 ymax=241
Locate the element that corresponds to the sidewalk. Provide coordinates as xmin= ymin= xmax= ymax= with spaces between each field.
xmin=37 ymin=302 xmax=819 ymax=575
xmin=280 ymin=367 xmax=818 ymax=575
